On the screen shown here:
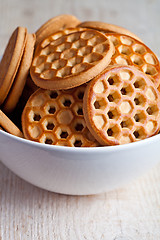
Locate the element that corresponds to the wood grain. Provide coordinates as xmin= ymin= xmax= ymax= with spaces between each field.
xmin=0 ymin=0 xmax=160 ymax=239
xmin=1 ymin=161 xmax=160 ymax=239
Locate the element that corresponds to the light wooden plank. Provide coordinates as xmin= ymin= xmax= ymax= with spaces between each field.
xmin=1 ymin=161 xmax=160 ymax=239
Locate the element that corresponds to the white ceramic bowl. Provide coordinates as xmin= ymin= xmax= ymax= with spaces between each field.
xmin=0 ymin=129 xmax=160 ymax=195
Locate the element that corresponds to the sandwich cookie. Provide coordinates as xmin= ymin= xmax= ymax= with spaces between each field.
xmin=3 ymin=33 xmax=36 ymax=113
xmin=0 ymin=110 xmax=23 ymax=137
xmin=0 ymin=27 xmax=27 ymax=105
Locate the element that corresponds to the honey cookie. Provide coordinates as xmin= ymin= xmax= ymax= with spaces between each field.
xmin=35 ymin=27 xmax=85 ymax=51
xmin=3 ymin=33 xmax=36 ymax=113
xmin=0 ymin=110 xmax=23 ymax=137
xmin=106 ymin=33 xmax=160 ymax=88
xmin=78 ymin=21 xmax=142 ymax=42
xmin=35 ymin=14 xmax=80 ymax=46
xmin=0 ymin=27 xmax=27 ymax=105
xmin=22 ymin=86 xmax=99 ymax=147
xmin=83 ymin=65 xmax=160 ymax=145
xmin=30 ymin=29 xmax=114 ymax=90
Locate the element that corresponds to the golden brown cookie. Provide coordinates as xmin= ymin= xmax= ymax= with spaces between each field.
xmin=35 ymin=27 xmax=85 ymax=50
xmin=3 ymin=33 xmax=36 ymax=113
xmin=0 ymin=110 xmax=23 ymax=137
xmin=0 ymin=27 xmax=27 ymax=105
xmin=106 ymin=33 xmax=160 ymax=88
xmin=83 ymin=65 xmax=160 ymax=145
xmin=35 ymin=14 xmax=80 ymax=46
xmin=30 ymin=29 xmax=114 ymax=90
xmin=78 ymin=21 xmax=142 ymax=42
xmin=22 ymin=86 xmax=99 ymax=147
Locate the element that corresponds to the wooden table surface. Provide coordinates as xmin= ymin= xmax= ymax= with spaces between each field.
xmin=0 ymin=0 xmax=160 ymax=239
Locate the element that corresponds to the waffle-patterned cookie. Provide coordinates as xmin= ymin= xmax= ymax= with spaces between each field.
xmin=78 ymin=21 xmax=142 ymax=42
xmin=35 ymin=27 xmax=85 ymax=50
xmin=30 ymin=29 xmax=114 ymax=90
xmin=106 ymin=33 xmax=160 ymax=88
xmin=35 ymin=14 xmax=80 ymax=46
xmin=22 ymin=86 xmax=99 ymax=147
xmin=83 ymin=65 xmax=160 ymax=145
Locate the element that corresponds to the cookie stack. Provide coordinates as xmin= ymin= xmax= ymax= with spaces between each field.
xmin=0 ymin=14 xmax=160 ymax=146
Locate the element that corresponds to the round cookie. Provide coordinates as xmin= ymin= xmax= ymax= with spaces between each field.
xmin=78 ymin=21 xmax=142 ymax=42
xmin=3 ymin=33 xmax=36 ymax=113
xmin=0 ymin=27 xmax=27 ymax=105
xmin=0 ymin=110 xmax=23 ymax=138
xmin=83 ymin=65 xmax=160 ymax=146
xmin=105 ymin=33 xmax=160 ymax=88
xmin=30 ymin=29 xmax=114 ymax=90
xmin=22 ymin=86 xmax=99 ymax=147
xmin=35 ymin=14 xmax=80 ymax=46
xmin=35 ymin=27 xmax=85 ymax=50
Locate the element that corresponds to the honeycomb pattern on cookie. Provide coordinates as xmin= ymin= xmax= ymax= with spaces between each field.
xmin=36 ymin=27 xmax=85 ymax=49
xmin=30 ymin=29 xmax=114 ymax=89
xmin=106 ymin=33 xmax=160 ymax=88
xmin=83 ymin=66 xmax=160 ymax=145
xmin=22 ymin=86 xmax=99 ymax=147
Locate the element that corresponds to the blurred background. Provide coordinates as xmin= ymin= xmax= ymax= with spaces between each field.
xmin=0 ymin=0 xmax=160 ymax=56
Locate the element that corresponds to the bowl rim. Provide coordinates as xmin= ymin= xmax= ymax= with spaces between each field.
xmin=0 ymin=128 xmax=160 ymax=154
